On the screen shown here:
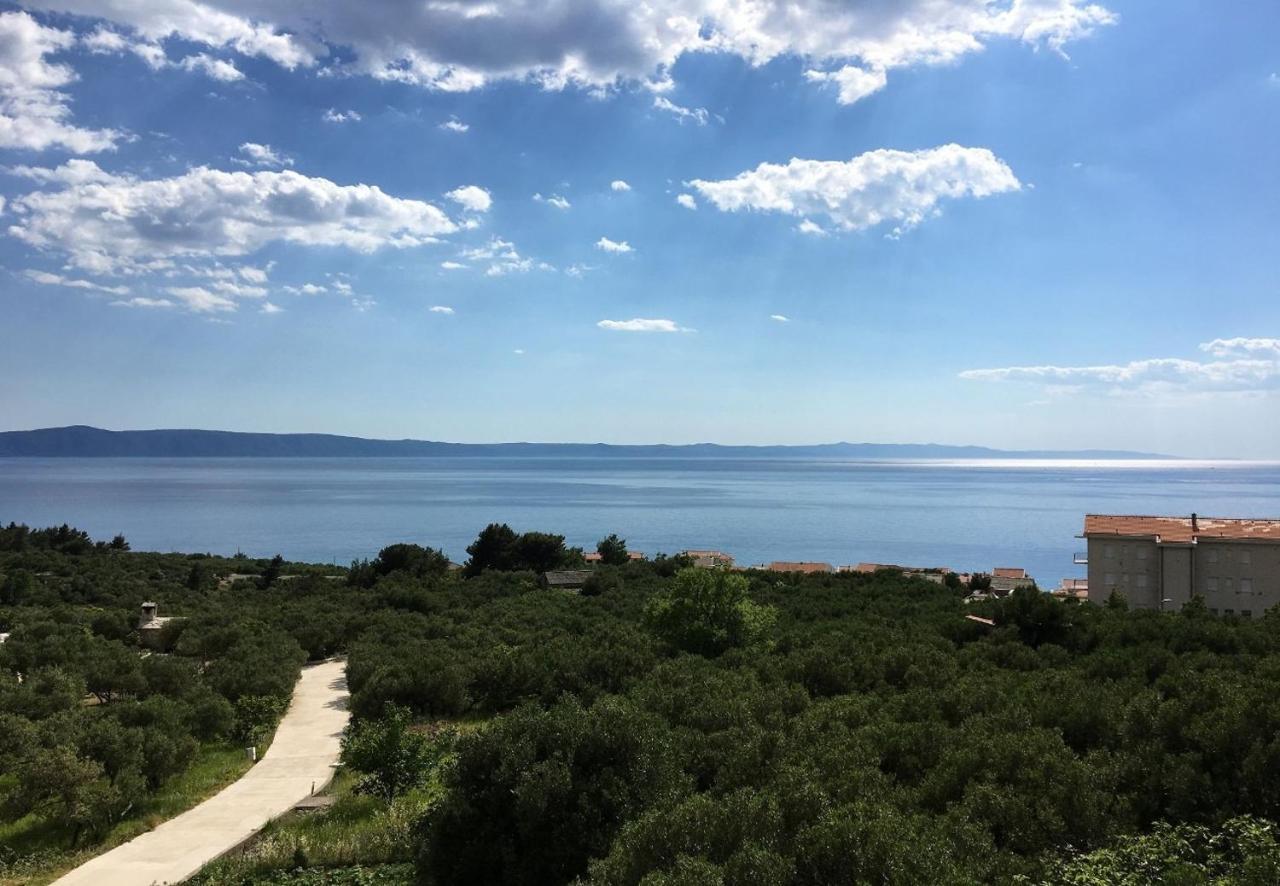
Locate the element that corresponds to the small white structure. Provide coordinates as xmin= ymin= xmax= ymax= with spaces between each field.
xmin=138 ymin=602 xmax=180 ymax=650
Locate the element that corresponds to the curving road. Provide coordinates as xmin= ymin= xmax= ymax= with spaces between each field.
xmin=53 ymin=658 xmax=349 ymax=886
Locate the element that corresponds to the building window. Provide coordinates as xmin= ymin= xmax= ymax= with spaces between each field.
xmin=1225 ymin=609 xmax=1234 ymax=616
xmin=1241 ymin=550 xmax=1251 ymax=566
xmin=1208 ymin=549 xmax=1219 ymax=564
xmin=1105 ymin=544 xmax=1115 ymax=559
xmin=1136 ymin=574 xmax=1148 ymax=589
xmin=1104 ymin=573 xmax=1117 ymax=587
xmin=1224 ymin=578 xmax=1234 ymax=593
xmin=1242 ymin=610 xmax=1252 ymax=618
xmin=1241 ymin=578 xmax=1252 ymax=594
xmin=1206 ymin=577 xmax=1218 ymax=592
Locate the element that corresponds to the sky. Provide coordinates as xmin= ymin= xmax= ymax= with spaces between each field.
xmin=0 ymin=0 xmax=1277 ymax=458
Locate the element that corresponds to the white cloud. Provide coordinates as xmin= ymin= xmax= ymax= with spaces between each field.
xmin=460 ymin=237 xmax=551 ymax=276
xmin=259 ymin=301 xmax=283 ymax=314
xmin=796 ymin=218 xmax=826 ymax=236
xmin=653 ymin=95 xmax=709 ymax=125
xmin=323 ymin=108 xmax=361 ymax=123
xmin=1199 ymin=338 xmax=1280 ymax=358
xmin=283 ymin=282 xmax=326 ymax=295
xmin=565 ymin=263 xmax=594 ymax=277
xmin=770 ymin=314 xmax=789 ymax=322
xmin=440 ymin=261 xmax=465 ymax=270
xmin=110 ymin=296 xmax=173 ymax=308
xmin=166 ymin=285 xmax=237 ymax=313
xmin=598 ymin=318 xmax=691 ymax=333
xmin=234 ymin=142 xmax=292 ymax=168
xmin=676 ymin=193 xmax=697 ymax=210
xmin=0 ymin=11 xmax=121 ymax=153
xmin=331 ymin=279 xmax=353 ymax=295
xmin=24 ymin=0 xmax=1113 ymax=102
xmin=804 ymin=65 xmax=888 ymax=104
xmin=533 ymin=193 xmax=571 ymax=210
xmin=439 ymin=117 xmax=469 ymax=133
xmin=513 ymin=348 xmax=525 ymax=355
xmin=961 ymin=338 xmax=1280 ymax=395
xmin=429 ymin=305 xmax=454 ymax=314
xmin=610 ymin=180 xmax=632 ymax=192
xmin=177 ymin=53 xmax=244 ymax=82
xmin=23 ymin=268 xmax=129 ymax=295
xmin=595 ymin=236 xmax=633 ymax=253
xmin=446 ymin=185 xmax=492 ymax=213
xmin=689 ymin=144 xmax=1020 ymax=234
xmin=8 ymin=161 xmax=458 ymax=274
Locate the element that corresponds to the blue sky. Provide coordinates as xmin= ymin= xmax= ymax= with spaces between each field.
xmin=1 ymin=0 xmax=1277 ymax=457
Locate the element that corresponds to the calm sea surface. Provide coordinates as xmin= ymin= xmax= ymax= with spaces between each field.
xmin=1 ymin=457 xmax=1278 ymax=584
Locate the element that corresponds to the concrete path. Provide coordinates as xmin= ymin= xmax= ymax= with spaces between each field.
xmin=54 ymin=659 xmax=349 ymax=886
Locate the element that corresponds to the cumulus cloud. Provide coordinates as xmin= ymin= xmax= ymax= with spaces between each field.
xmin=234 ymin=142 xmax=292 ymax=168
xmin=439 ymin=117 xmax=469 ymax=133
xmin=0 ymin=11 xmax=121 ymax=152
xmin=23 ymin=0 xmax=1113 ymax=102
xmin=23 ymin=268 xmax=129 ymax=295
xmin=804 ymin=65 xmax=887 ymax=104
xmin=1199 ymin=338 xmax=1280 ymax=358
xmin=323 ymin=108 xmax=361 ymax=123
xmin=7 ymin=160 xmax=458 ymax=274
xmin=653 ymin=95 xmax=709 ymax=125
xmin=177 ymin=53 xmax=243 ymax=81
xmin=429 ymin=305 xmax=454 ymax=314
xmin=598 ymin=318 xmax=691 ymax=333
xmin=283 ymin=282 xmax=326 ymax=295
xmin=960 ymin=338 xmax=1280 ymax=395
xmin=676 ymin=193 xmax=697 ymax=210
xmin=610 ymin=180 xmax=632 ymax=192
xmin=689 ymin=144 xmax=1020 ymax=234
xmin=259 ymin=301 xmax=283 ymax=313
xmin=595 ymin=236 xmax=633 ymax=253
xmin=534 ymin=193 xmax=571 ymax=210
xmin=796 ymin=219 xmax=826 ymax=236
xmin=446 ymin=185 xmax=492 ymax=213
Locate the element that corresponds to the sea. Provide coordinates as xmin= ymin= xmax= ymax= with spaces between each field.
xmin=1 ymin=457 xmax=1278 ymax=585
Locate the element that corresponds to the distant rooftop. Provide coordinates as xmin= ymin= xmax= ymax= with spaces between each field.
xmin=1083 ymin=514 xmax=1280 ymax=544
xmin=766 ymin=561 xmax=833 ymax=574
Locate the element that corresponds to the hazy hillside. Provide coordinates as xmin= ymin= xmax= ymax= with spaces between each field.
xmin=0 ymin=426 xmax=1171 ymax=459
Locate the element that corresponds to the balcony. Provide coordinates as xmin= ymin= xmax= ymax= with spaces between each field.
xmin=1072 ymin=551 xmax=1088 ymax=565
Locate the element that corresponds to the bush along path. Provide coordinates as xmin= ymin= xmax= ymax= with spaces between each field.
xmin=52 ymin=659 xmax=349 ymax=886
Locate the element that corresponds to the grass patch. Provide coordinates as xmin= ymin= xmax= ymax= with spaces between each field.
xmin=0 ymin=743 xmax=254 ymax=886
xmin=192 ymin=769 xmax=438 ymax=884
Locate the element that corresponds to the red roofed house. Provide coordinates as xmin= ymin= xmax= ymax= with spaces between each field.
xmin=990 ymin=567 xmax=1035 ymax=594
xmin=1080 ymin=513 xmax=1280 ymax=615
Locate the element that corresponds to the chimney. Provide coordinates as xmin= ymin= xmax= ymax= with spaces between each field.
xmin=1191 ymin=513 xmax=1198 ymax=532
xmin=140 ymin=601 xmax=157 ymax=624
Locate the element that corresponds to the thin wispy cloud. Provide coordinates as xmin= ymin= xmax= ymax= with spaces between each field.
xmin=430 ymin=305 xmax=455 ymax=314
xmin=597 ymin=318 xmax=691 ymax=333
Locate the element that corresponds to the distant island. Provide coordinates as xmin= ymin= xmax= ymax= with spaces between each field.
xmin=0 ymin=426 xmax=1174 ymax=459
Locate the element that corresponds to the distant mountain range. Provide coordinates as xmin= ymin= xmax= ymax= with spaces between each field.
xmin=0 ymin=426 xmax=1174 ymax=460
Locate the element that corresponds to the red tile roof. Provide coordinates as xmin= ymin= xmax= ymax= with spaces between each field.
xmin=993 ymin=567 xmax=1026 ymax=579
xmin=1083 ymin=514 xmax=1280 ymax=544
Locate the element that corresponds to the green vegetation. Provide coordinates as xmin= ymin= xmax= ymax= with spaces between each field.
xmin=5 ymin=520 xmax=1280 ymax=884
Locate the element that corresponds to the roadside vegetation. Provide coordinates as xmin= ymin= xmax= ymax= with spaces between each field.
xmin=4 ymin=522 xmax=1280 ymax=884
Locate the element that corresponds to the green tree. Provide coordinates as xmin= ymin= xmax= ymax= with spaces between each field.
xmin=464 ymin=523 xmax=519 ymax=576
xmin=514 ymin=532 xmax=569 ymax=573
xmin=340 ymin=704 xmax=450 ymax=803
xmin=597 ymin=534 xmax=630 ymax=566
xmin=259 ymin=554 xmax=285 ymax=589
xmin=644 ymin=568 xmax=777 ymax=657
xmin=374 ymin=543 xmax=451 ymax=579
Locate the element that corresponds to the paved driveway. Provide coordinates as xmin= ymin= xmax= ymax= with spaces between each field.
xmin=53 ymin=658 xmax=349 ymax=886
